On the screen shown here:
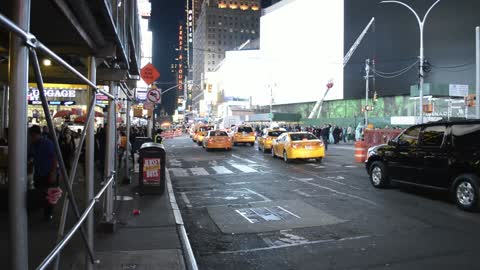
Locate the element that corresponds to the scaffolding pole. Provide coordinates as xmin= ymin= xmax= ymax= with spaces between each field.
xmin=8 ymin=0 xmax=30 ymax=269
xmin=85 ymin=56 xmax=96 ymax=270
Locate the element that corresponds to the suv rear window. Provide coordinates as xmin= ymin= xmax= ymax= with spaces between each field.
xmin=422 ymin=125 xmax=446 ymax=147
xmin=237 ymin=126 xmax=253 ymax=133
xmin=268 ymin=131 xmax=284 ymax=137
xmin=452 ymin=124 xmax=480 ymax=149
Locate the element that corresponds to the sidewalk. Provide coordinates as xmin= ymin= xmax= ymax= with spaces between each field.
xmin=0 ymin=161 xmax=194 ymax=269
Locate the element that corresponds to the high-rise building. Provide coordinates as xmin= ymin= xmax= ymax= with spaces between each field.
xmin=192 ymin=0 xmax=261 ymax=110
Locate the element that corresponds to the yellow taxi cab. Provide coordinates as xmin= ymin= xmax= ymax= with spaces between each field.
xmin=202 ymin=130 xmax=233 ymax=151
xmin=195 ymin=125 xmax=214 ymax=146
xmin=271 ymin=132 xmax=325 ymax=163
xmin=232 ymin=125 xmax=256 ymax=146
xmin=257 ymin=128 xmax=286 ymax=153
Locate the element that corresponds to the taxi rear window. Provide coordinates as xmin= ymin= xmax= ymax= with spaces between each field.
xmin=211 ymin=131 xmax=228 ymax=136
xmin=200 ymin=126 xmax=214 ymax=132
xmin=290 ymin=133 xmax=318 ymax=141
xmin=237 ymin=126 xmax=253 ymax=133
xmin=268 ymin=131 xmax=284 ymax=137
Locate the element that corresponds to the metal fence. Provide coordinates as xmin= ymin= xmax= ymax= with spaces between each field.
xmin=0 ymin=3 xmax=124 ymax=269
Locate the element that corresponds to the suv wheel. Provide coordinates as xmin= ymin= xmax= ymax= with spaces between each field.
xmin=369 ymin=161 xmax=390 ymax=188
xmin=453 ymin=174 xmax=480 ymax=211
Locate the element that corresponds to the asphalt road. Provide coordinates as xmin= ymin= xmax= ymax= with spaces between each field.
xmin=164 ymin=136 xmax=480 ymax=270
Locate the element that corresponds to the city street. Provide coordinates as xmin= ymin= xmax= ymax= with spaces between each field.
xmin=165 ymin=136 xmax=480 ymax=270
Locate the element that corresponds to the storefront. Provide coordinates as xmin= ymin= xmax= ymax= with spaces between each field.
xmin=27 ymin=83 xmax=107 ymax=129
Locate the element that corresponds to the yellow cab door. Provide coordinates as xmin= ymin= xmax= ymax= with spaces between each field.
xmin=274 ymin=133 xmax=287 ymax=155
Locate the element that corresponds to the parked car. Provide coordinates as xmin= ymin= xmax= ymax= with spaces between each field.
xmin=365 ymin=120 xmax=480 ymax=211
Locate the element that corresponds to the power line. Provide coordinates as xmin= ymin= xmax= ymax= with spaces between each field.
xmin=373 ymin=60 xmax=419 ymax=78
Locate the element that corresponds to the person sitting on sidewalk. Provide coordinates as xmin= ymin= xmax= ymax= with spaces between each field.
xmin=29 ymin=125 xmax=62 ymax=221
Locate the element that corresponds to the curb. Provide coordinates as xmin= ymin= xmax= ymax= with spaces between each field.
xmin=166 ymin=168 xmax=199 ymax=270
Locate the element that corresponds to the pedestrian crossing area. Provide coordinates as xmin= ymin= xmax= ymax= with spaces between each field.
xmin=168 ymin=164 xmax=259 ymax=178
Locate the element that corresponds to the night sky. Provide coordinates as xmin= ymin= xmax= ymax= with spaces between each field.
xmin=150 ymin=0 xmax=276 ymax=115
xmin=151 ymin=0 xmax=185 ymax=115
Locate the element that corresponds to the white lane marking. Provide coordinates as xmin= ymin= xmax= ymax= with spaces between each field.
xmin=276 ymin=206 xmax=301 ymax=219
xmin=211 ymin=166 xmax=234 ymax=174
xmin=293 ymin=189 xmax=313 ymax=197
xmin=231 ymin=164 xmax=258 ymax=173
xmin=235 ymin=209 xmax=255 ymax=224
xmin=189 ymin=167 xmax=209 ymax=176
xmin=296 ymin=178 xmax=378 ymax=206
xmin=232 ymin=154 xmax=257 ymax=164
xmin=168 ymin=168 xmax=189 ymax=177
xmin=219 ymin=235 xmax=371 ymax=254
xmin=242 ymin=188 xmax=271 ymax=202
xmin=226 ymin=182 xmax=252 ymax=185
xmin=180 ymin=192 xmax=192 ymax=208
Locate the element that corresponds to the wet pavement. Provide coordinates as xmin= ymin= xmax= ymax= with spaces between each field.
xmin=165 ymin=136 xmax=480 ymax=270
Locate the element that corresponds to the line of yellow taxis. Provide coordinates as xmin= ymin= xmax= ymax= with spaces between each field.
xmin=190 ymin=124 xmax=325 ymax=163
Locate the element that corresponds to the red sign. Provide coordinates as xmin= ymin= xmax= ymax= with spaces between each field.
xmin=140 ymin=63 xmax=160 ymax=85
xmin=142 ymin=158 xmax=161 ymax=184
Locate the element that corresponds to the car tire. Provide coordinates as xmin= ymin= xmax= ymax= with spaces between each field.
xmin=263 ymin=147 xmax=269 ymax=154
xmin=369 ymin=161 xmax=390 ymax=188
xmin=233 ymin=142 xmax=238 ymax=146
xmin=205 ymin=148 xmax=211 ymax=152
xmin=258 ymin=144 xmax=262 ymax=151
xmin=452 ymin=174 xmax=480 ymax=212
xmin=250 ymin=142 xmax=255 ymax=146
xmin=283 ymin=151 xmax=290 ymax=163
xmin=197 ymin=141 xmax=202 ymax=146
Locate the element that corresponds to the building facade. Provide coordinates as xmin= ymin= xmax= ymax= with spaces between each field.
xmin=192 ymin=0 xmax=261 ymax=111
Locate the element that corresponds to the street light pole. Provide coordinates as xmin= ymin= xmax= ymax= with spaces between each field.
xmin=380 ymin=0 xmax=440 ymax=124
xmin=365 ymin=59 xmax=370 ymax=127
xmin=476 ymin=26 xmax=480 ymax=119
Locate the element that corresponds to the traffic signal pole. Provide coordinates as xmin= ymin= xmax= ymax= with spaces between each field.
xmin=365 ymin=59 xmax=370 ymax=127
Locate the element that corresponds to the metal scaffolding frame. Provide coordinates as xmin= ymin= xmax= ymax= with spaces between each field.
xmin=0 ymin=5 xmax=120 ymax=270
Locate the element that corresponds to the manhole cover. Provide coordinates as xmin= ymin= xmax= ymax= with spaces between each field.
xmin=116 ymin=196 xmax=134 ymax=201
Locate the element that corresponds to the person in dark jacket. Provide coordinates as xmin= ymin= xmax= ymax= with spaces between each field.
xmin=320 ymin=124 xmax=330 ymax=151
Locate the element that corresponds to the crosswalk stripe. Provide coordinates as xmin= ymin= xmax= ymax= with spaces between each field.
xmin=169 ymin=168 xmax=189 ymax=177
xmin=231 ymin=164 xmax=258 ymax=173
xmin=211 ymin=166 xmax=234 ymax=174
xmin=189 ymin=167 xmax=209 ymax=176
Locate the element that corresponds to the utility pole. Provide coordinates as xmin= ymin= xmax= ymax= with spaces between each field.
xmin=381 ymin=0 xmax=440 ymax=124
xmin=365 ymin=59 xmax=370 ymax=127
xmin=476 ymin=26 xmax=479 ymax=119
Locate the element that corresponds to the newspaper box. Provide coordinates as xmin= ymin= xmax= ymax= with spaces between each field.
xmin=138 ymin=142 xmax=166 ymax=195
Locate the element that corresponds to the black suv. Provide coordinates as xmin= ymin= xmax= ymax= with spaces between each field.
xmin=366 ymin=120 xmax=480 ymax=211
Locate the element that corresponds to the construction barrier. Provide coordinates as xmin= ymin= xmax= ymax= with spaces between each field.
xmin=354 ymin=141 xmax=367 ymax=163
xmin=364 ymin=129 xmax=403 ymax=149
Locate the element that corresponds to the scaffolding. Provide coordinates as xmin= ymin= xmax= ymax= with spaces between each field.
xmin=0 ymin=0 xmax=135 ymax=269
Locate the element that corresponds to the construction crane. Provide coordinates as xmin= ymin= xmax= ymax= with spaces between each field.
xmin=308 ymin=17 xmax=376 ymax=119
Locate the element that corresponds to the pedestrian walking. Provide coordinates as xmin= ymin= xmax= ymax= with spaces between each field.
xmin=28 ymin=125 xmax=61 ymax=221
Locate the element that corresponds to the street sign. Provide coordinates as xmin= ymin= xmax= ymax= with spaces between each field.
xmin=146 ymin=88 xmax=161 ymax=103
xmin=140 ymin=63 xmax=160 ymax=85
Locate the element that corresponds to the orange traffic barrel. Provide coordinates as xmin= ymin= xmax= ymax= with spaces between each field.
xmin=354 ymin=141 xmax=367 ymax=163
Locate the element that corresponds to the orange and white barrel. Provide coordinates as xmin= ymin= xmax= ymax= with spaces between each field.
xmin=354 ymin=141 xmax=367 ymax=163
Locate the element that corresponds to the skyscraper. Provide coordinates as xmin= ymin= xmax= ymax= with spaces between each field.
xmin=192 ymin=0 xmax=261 ymax=110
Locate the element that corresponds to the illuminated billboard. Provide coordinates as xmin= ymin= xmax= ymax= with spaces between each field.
xmin=260 ymin=0 xmax=344 ymax=104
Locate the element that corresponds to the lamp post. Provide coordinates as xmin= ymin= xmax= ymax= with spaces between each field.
xmin=380 ymin=0 xmax=440 ymax=124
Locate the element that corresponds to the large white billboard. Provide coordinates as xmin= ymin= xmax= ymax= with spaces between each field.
xmin=260 ymin=0 xmax=344 ymax=105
